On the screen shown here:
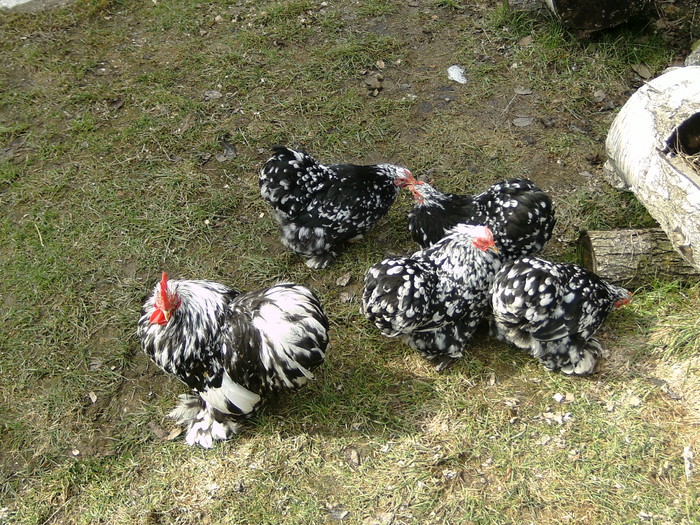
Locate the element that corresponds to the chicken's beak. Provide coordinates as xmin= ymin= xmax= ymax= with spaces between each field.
xmin=163 ymin=308 xmax=173 ymax=322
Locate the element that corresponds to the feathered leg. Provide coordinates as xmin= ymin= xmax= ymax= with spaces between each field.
xmin=402 ymin=322 xmax=471 ymax=372
xmin=168 ymin=394 xmax=244 ymax=449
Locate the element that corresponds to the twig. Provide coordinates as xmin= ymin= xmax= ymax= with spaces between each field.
xmin=34 ymin=223 xmax=45 ymax=247
xmin=500 ymin=94 xmax=518 ymax=117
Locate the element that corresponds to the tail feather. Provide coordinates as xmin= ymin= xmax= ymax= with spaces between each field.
xmin=244 ymin=284 xmax=329 ymax=390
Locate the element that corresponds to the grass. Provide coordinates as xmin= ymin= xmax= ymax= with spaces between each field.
xmin=1 ymin=0 xmax=699 ymax=523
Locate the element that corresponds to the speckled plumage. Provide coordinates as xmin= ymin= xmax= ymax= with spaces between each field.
xmin=407 ymin=179 xmax=555 ymax=259
xmin=138 ymin=276 xmax=329 ymax=448
xmin=260 ymin=146 xmax=413 ymax=268
xmin=362 ymin=224 xmax=503 ymax=370
xmin=490 ymin=256 xmax=631 ymax=375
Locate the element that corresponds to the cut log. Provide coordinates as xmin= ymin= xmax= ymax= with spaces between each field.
xmin=543 ymin=0 xmax=650 ymax=30
xmin=604 ymin=66 xmax=700 ymax=273
xmin=580 ymin=229 xmax=700 ymax=286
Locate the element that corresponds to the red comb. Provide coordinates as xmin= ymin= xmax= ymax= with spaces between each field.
xmin=159 ymin=272 xmax=169 ymax=301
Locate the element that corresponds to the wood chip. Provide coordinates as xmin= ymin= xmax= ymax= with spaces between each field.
xmin=166 ymin=427 xmax=183 ymax=441
xmin=88 ymin=391 xmax=97 ymax=404
xmin=631 ymin=63 xmax=653 ymax=79
xmin=344 ymin=446 xmax=361 ymax=467
xmin=336 ymin=272 xmax=352 ymax=287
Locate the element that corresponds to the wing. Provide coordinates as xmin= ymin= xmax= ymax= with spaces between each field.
xmin=292 ymin=165 xmax=400 ymax=241
xmin=259 ymin=147 xmax=335 ymax=218
xmin=362 ymin=256 xmax=439 ymax=336
xmin=492 ymin=257 xmax=614 ymax=343
xmin=491 ymin=257 xmax=571 ymax=341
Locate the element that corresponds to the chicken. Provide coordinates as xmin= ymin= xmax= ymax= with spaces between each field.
xmin=406 ymin=178 xmax=555 ymax=259
xmin=490 ymin=256 xmax=631 ymax=375
xmin=260 ymin=146 xmax=415 ymax=269
xmin=362 ymin=224 xmax=502 ymax=371
xmin=137 ymin=273 xmax=330 ymax=448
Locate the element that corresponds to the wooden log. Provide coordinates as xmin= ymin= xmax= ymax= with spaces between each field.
xmin=543 ymin=0 xmax=650 ymax=30
xmin=580 ymin=229 xmax=700 ymax=286
xmin=604 ymin=66 xmax=700 ymax=273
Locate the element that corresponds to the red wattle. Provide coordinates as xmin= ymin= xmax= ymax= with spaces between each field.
xmin=150 ymin=308 xmax=168 ymax=325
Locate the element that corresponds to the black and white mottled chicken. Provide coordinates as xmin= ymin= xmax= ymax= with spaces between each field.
xmin=260 ymin=146 xmax=415 ymax=269
xmin=490 ymin=256 xmax=631 ymax=375
xmin=362 ymin=224 xmax=502 ymax=371
xmin=406 ymin=178 xmax=555 ymax=259
xmin=137 ymin=273 xmax=329 ymax=448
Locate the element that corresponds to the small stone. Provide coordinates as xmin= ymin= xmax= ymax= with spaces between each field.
xmin=88 ymin=391 xmax=97 ymax=403
xmin=203 ymin=90 xmax=223 ymax=101
xmin=536 ymin=435 xmax=551 ymax=446
xmin=364 ymin=75 xmax=383 ymax=90
xmin=514 ymin=87 xmax=533 ymax=95
xmin=626 ymin=395 xmax=642 ymax=407
xmin=512 ymin=117 xmax=534 ymax=127
xmin=447 ymin=65 xmax=468 ymax=84
xmin=553 ymin=393 xmax=565 ymax=403
xmin=593 ymin=89 xmax=606 ymax=102
xmin=518 ymin=35 xmax=534 ymax=47
xmin=376 ymin=59 xmax=385 ymax=69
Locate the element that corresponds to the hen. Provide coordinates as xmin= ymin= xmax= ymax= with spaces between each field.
xmin=362 ymin=224 xmax=502 ymax=371
xmin=138 ymin=273 xmax=330 ymax=448
xmin=406 ymin=178 xmax=555 ymax=259
xmin=490 ymin=256 xmax=631 ymax=375
xmin=260 ymin=146 xmax=415 ymax=269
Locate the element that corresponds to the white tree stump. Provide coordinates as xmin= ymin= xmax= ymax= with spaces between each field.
xmin=604 ymin=66 xmax=700 ymax=273
xmin=580 ymin=229 xmax=700 ymax=286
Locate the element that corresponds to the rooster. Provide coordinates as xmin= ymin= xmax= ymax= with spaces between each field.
xmin=490 ymin=257 xmax=631 ymax=375
xmin=406 ymin=178 xmax=555 ymax=259
xmin=260 ymin=146 xmax=415 ymax=269
xmin=138 ymin=273 xmax=330 ymax=448
xmin=362 ymin=224 xmax=502 ymax=371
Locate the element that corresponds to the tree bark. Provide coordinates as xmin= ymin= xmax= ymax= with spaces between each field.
xmin=580 ymin=229 xmax=700 ymax=286
xmin=604 ymin=66 xmax=700 ymax=273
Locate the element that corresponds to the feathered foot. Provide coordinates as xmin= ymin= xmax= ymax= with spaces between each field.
xmin=559 ymin=338 xmax=607 ymax=376
xmin=430 ymin=354 xmax=459 ymax=372
xmin=168 ymin=394 xmax=243 ymax=448
xmin=305 ymin=253 xmax=336 ymax=269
